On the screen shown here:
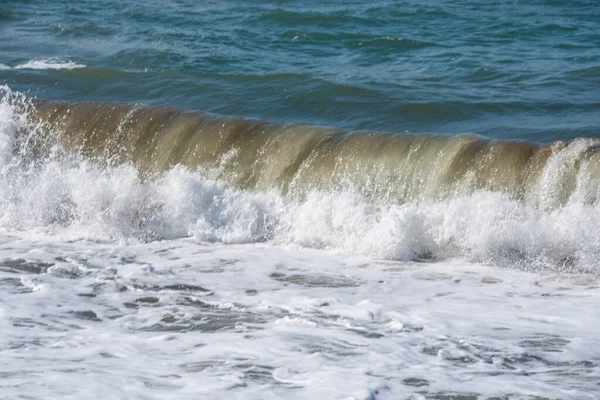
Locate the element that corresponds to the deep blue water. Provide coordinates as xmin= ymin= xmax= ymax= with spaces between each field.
xmin=1 ymin=0 xmax=599 ymax=142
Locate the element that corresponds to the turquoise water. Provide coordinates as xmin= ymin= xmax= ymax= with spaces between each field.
xmin=1 ymin=0 xmax=599 ymax=142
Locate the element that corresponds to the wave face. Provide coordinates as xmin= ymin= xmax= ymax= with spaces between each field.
xmin=2 ymin=87 xmax=600 ymax=272
xmin=32 ymin=96 xmax=600 ymax=209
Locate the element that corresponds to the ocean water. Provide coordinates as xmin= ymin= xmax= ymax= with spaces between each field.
xmin=1 ymin=1 xmax=600 ymax=399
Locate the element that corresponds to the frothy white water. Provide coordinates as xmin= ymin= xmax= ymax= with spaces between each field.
xmin=0 ymin=238 xmax=599 ymax=399
xmin=1 ymin=87 xmax=600 ymax=273
xmin=1 ymin=59 xmax=86 ymax=70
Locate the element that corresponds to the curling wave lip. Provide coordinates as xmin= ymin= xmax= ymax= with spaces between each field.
xmin=1 ymin=88 xmax=599 ymax=272
xmin=31 ymin=99 xmax=600 ymax=210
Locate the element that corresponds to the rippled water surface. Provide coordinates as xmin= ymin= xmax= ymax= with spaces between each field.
xmin=1 ymin=0 xmax=599 ymax=140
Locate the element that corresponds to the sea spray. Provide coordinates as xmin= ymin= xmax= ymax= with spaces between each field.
xmin=1 ymin=87 xmax=599 ymax=272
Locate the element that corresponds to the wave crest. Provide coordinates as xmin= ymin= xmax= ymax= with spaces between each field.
xmin=1 ymin=87 xmax=600 ymax=272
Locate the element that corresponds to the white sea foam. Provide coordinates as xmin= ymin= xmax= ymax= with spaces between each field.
xmin=0 ymin=237 xmax=599 ymax=399
xmin=2 ymin=59 xmax=86 ymax=70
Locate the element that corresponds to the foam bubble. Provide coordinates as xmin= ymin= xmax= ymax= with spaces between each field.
xmin=12 ymin=59 xmax=86 ymax=70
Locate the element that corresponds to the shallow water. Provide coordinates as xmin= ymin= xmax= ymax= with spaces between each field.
xmin=1 ymin=236 xmax=600 ymax=399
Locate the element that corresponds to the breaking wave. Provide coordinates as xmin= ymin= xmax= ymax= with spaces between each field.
xmin=2 ymin=86 xmax=600 ymax=272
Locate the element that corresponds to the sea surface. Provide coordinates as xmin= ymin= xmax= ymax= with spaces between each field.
xmin=1 ymin=1 xmax=600 ymax=399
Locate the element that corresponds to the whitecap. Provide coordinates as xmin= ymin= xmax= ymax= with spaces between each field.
xmin=13 ymin=59 xmax=86 ymax=70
